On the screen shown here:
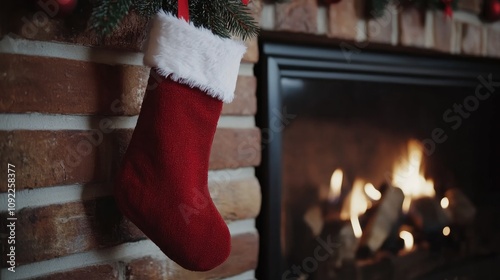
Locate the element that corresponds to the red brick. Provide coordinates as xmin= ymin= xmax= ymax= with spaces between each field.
xmin=0 ymin=2 xmax=148 ymax=51
xmin=461 ymin=23 xmax=482 ymax=56
xmin=487 ymin=28 xmax=500 ymax=58
xmin=0 ymin=196 xmax=145 ymax=266
xmin=0 ymin=54 xmax=149 ymax=115
xmin=457 ymin=0 xmax=483 ymax=14
xmin=328 ymin=0 xmax=359 ymax=40
xmin=0 ymin=128 xmax=261 ymax=192
xmin=211 ymin=177 xmax=262 ymax=222
xmin=0 ymin=130 xmax=107 ymax=192
xmin=433 ymin=11 xmax=453 ymax=53
xmin=209 ymin=128 xmax=261 ymax=170
xmin=399 ymin=7 xmax=426 ymax=47
xmin=222 ymin=76 xmax=257 ymax=116
xmin=243 ymin=38 xmax=259 ymax=63
xmin=367 ymin=5 xmax=396 ymax=44
xmin=126 ymin=257 xmax=165 ymax=280
xmin=34 ymin=264 xmax=119 ymax=280
xmin=275 ymin=0 xmax=318 ymax=34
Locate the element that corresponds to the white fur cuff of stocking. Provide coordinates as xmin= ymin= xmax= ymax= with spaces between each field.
xmin=144 ymin=11 xmax=247 ymax=103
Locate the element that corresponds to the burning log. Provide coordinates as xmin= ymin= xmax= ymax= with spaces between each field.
xmin=408 ymin=197 xmax=451 ymax=250
xmin=444 ymin=188 xmax=476 ymax=226
xmin=338 ymin=223 xmax=358 ymax=265
xmin=358 ymin=187 xmax=405 ymax=256
xmin=409 ymin=197 xmax=449 ymax=234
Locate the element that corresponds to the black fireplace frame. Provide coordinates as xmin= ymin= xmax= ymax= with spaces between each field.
xmin=254 ymin=34 xmax=500 ymax=280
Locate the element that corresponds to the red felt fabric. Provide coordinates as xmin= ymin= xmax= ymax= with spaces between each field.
xmin=114 ymin=73 xmax=230 ymax=271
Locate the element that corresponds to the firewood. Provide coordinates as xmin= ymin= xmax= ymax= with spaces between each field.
xmin=409 ymin=197 xmax=449 ymax=234
xmin=358 ymin=187 xmax=405 ymax=254
xmin=303 ymin=205 xmax=324 ymax=237
xmin=445 ymin=188 xmax=476 ymax=226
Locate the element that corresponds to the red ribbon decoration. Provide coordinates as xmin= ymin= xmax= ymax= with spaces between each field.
xmin=441 ymin=0 xmax=453 ymax=17
xmin=178 ymin=0 xmax=189 ymax=21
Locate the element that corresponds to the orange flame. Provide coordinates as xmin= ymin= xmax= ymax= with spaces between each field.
xmin=399 ymin=230 xmax=414 ymax=252
xmin=328 ymin=169 xmax=343 ymax=202
xmin=392 ymin=140 xmax=436 ymax=213
xmin=341 ymin=179 xmax=370 ymax=238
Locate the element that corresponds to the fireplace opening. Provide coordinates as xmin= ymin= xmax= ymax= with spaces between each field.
xmin=255 ymin=39 xmax=500 ymax=280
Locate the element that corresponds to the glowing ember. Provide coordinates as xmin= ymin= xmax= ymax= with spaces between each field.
xmin=364 ymin=183 xmax=381 ymax=201
xmin=392 ymin=140 xmax=436 ymax=213
xmin=440 ymin=197 xmax=450 ymax=209
xmin=399 ymin=230 xmax=414 ymax=252
xmin=443 ymin=226 xmax=451 ymax=236
xmin=341 ymin=179 xmax=370 ymax=238
xmin=328 ymin=169 xmax=344 ymax=202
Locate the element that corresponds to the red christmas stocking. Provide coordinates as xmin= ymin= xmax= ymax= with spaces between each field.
xmin=114 ymin=12 xmax=246 ymax=271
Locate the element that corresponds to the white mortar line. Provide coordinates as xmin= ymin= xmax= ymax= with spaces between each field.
xmin=317 ymin=7 xmax=328 ymax=35
xmin=208 ymin=167 xmax=255 ymax=183
xmin=424 ymin=10 xmax=434 ymax=48
xmin=0 ymin=114 xmax=138 ymax=130
xmin=218 ymin=116 xmax=256 ymax=128
xmin=0 ymin=36 xmax=145 ymax=66
xmin=239 ymin=63 xmax=254 ymax=76
xmin=391 ymin=5 xmax=399 ymax=46
xmin=227 ymin=219 xmax=257 ymax=236
xmin=0 ymin=114 xmax=255 ymax=130
xmin=356 ymin=20 xmax=368 ymax=42
xmin=260 ymin=4 xmax=276 ymax=30
xmin=453 ymin=11 xmax=483 ymax=25
xmin=224 ymin=270 xmax=256 ymax=280
xmin=0 ymin=168 xmax=255 ymax=211
xmin=0 ymin=184 xmax=111 ymax=212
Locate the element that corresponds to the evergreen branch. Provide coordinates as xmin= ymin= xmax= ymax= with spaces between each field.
xmin=89 ymin=0 xmax=133 ymax=35
xmin=368 ymin=0 xmax=391 ymax=18
xmin=221 ymin=0 xmax=259 ymax=40
xmin=132 ymin=0 xmax=162 ymax=17
xmin=191 ymin=0 xmax=232 ymax=38
xmin=90 ymin=0 xmax=259 ymax=39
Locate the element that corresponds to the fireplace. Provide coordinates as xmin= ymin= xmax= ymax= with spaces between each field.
xmin=255 ymin=36 xmax=500 ymax=280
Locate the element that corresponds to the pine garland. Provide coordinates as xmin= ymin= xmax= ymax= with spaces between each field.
xmin=89 ymin=0 xmax=133 ymax=35
xmin=90 ymin=0 xmax=259 ymax=40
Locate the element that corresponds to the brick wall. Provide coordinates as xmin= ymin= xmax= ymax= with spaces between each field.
xmin=0 ymin=1 xmax=262 ymax=279
xmin=260 ymin=0 xmax=500 ymax=58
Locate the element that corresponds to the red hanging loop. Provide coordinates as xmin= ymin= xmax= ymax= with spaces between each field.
xmin=178 ymin=0 xmax=189 ymax=21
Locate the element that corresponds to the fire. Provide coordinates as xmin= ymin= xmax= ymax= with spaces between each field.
xmin=364 ymin=183 xmax=381 ymax=201
xmin=399 ymin=230 xmax=414 ymax=252
xmin=442 ymin=226 xmax=451 ymax=236
xmin=328 ymin=169 xmax=344 ymax=202
xmin=341 ymin=179 xmax=370 ymax=238
xmin=440 ymin=197 xmax=449 ymax=209
xmin=392 ymin=140 xmax=436 ymax=213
